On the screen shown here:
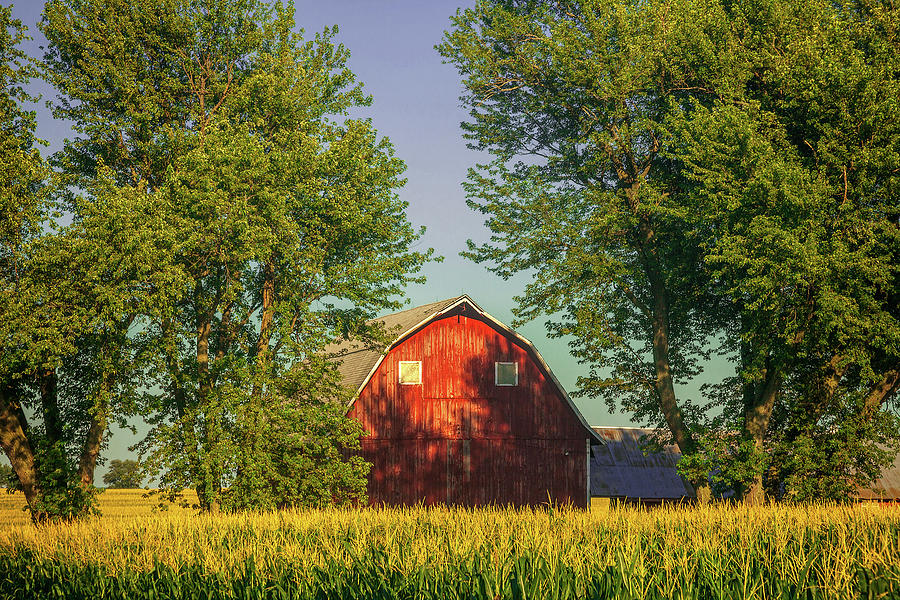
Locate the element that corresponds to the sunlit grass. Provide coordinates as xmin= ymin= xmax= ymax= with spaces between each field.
xmin=0 ymin=488 xmax=197 ymax=529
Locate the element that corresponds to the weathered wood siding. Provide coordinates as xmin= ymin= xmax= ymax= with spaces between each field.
xmin=347 ymin=304 xmax=590 ymax=507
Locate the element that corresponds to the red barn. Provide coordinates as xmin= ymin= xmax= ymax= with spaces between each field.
xmin=334 ymin=295 xmax=602 ymax=508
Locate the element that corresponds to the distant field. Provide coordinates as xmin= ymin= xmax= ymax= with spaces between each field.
xmin=0 ymin=488 xmax=198 ymax=529
xmin=0 ymin=498 xmax=898 ymax=599
xmin=0 ymin=490 xmax=610 ymax=529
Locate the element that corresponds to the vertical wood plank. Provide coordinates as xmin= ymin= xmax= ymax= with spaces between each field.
xmin=351 ymin=305 xmax=594 ymax=507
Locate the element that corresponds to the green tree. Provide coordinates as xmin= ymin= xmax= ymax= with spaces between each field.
xmin=439 ymin=0 xmax=727 ymax=473
xmin=441 ymin=0 xmax=899 ymax=503
xmin=0 ymin=3 xmax=49 ymax=515
xmin=102 ymin=459 xmax=143 ymax=488
xmin=221 ymin=365 xmax=370 ymax=510
xmin=0 ymin=3 xmax=114 ymax=521
xmin=42 ymin=0 xmax=430 ymax=511
xmin=668 ymin=0 xmax=900 ymax=501
xmin=0 ymin=463 xmax=13 ymax=488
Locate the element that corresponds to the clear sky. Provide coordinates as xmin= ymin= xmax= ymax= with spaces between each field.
xmin=9 ymin=1 xmax=727 ymax=478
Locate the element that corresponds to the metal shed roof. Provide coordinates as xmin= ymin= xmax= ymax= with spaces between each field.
xmin=858 ymin=451 xmax=900 ymax=501
xmin=589 ymin=427 xmax=900 ymax=502
xmin=590 ymin=427 xmax=696 ymax=500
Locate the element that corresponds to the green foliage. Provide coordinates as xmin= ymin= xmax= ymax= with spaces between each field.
xmin=0 ymin=2 xmax=107 ymax=522
xmin=28 ymin=440 xmax=100 ymax=521
xmin=0 ymin=463 xmax=12 ymax=488
xmin=0 ymin=3 xmax=52 ymax=372
xmin=665 ymin=0 xmax=900 ymax=499
xmin=768 ymin=409 xmax=900 ymax=502
xmin=102 ymin=460 xmax=143 ymax=489
xmin=677 ymin=434 xmax=767 ymax=499
xmin=41 ymin=0 xmax=431 ymax=511
xmin=439 ymin=0 xmax=729 ymax=460
xmin=222 ymin=384 xmax=370 ymax=511
xmin=442 ymin=0 xmax=900 ymax=501
xmin=0 ymin=4 xmax=45 ymax=261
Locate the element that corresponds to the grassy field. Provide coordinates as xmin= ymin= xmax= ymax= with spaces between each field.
xmin=0 ymin=488 xmax=198 ymax=529
xmin=0 ymin=491 xmax=899 ymax=599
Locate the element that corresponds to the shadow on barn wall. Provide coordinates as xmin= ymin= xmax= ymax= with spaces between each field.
xmin=341 ymin=297 xmax=600 ymax=508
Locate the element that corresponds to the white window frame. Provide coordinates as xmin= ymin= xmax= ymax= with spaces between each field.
xmin=495 ymin=361 xmax=518 ymax=386
xmin=398 ymin=360 xmax=422 ymax=385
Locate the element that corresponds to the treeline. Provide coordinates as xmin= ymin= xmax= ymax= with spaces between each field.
xmin=440 ymin=0 xmax=900 ymax=502
xmin=2 ymin=0 xmax=898 ymax=520
xmin=0 ymin=0 xmax=431 ymax=521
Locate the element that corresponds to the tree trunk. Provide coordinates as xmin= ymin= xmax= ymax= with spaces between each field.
xmin=38 ymin=367 xmax=61 ymax=443
xmin=637 ymin=215 xmax=694 ymax=455
xmin=742 ymin=363 xmax=781 ymax=505
xmin=195 ymin=314 xmax=221 ymax=509
xmin=78 ymin=382 xmax=109 ymax=486
xmin=161 ymin=319 xmax=206 ymax=507
xmin=863 ymin=369 xmax=899 ymax=415
xmin=637 ymin=215 xmax=711 ymax=501
xmin=252 ymin=260 xmax=275 ymax=399
xmin=255 ymin=260 xmax=275 ymax=361
xmin=195 ymin=275 xmax=226 ymax=510
xmin=648 ymin=277 xmax=691 ymax=453
xmin=197 ymin=321 xmax=212 ymax=405
xmin=0 ymin=382 xmax=42 ymax=516
xmin=195 ymin=479 xmax=211 ymax=512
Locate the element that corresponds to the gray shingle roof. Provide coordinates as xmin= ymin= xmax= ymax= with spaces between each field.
xmin=590 ymin=427 xmax=696 ymax=499
xmin=328 ymin=297 xmax=465 ymax=393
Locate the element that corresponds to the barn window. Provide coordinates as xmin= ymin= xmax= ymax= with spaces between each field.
xmin=398 ymin=361 xmax=421 ymax=385
xmin=495 ymin=362 xmax=518 ymax=386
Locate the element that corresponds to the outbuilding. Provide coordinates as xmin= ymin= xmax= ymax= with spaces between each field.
xmin=334 ymin=295 xmax=602 ymax=507
xmin=589 ymin=426 xmax=900 ymax=504
xmin=590 ymin=426 xmax=696 ymax=505
xmin=857 ymin=452 xmax=900 ymax=503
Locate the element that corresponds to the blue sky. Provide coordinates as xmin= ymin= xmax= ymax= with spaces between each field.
xmin=9 ymin=1 xmax=728 ymax=475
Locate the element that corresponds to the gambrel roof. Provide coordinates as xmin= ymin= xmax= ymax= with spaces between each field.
xmin=328 ymin=295 xmax=603 ymax=444
xmin=329 ymin=297 xmax=461 ymax=393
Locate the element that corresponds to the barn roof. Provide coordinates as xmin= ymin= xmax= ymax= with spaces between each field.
xmin=858 ymin=451 xmax=900 ymax=501
xmin=330 ymin=297 xmax=462 ymax=393
xmin=329 ymin=295 xmax=603 ymax=444
xmin=590 ymin=427 xmax=696 ymax=500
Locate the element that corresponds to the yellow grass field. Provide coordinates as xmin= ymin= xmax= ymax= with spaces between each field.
xmin=0 ymin=488 xmax=198 ymax=529
xmin=0 ymin=491 xmax=898 ymax=598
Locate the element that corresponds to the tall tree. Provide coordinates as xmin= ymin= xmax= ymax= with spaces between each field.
xmin=0 ymin=2 xmax=136 ymax=520
xmin=670 ymin=0 xmax=900 ymax=501
xmin=102 ymin=459 xmax=143 ymax=488
xmin=0 ymin=3 xmax=131 ymax=520
xmin=0 ymin=2 xmax=54 ymax=517
xmin=0 ymin=124 xmax=173 ymax=520
xmin=439 ymin=0 xmax=728 ymax=465
xmin=441 ymin=0 xmax=899 ymax=503
xmin=42 ymin=0 xmax=430 ymax=511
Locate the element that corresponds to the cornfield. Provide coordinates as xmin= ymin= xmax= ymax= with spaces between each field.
xmin=0 ymin=491 xmax=898 ymax=599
